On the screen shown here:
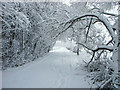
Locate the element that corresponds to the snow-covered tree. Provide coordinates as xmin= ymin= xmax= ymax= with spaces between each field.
xmin=1 ymin=2 xmax=69 ymax=69
xmin=1 ymin=1 xmax=119 ymax=89
xmin=55 ymin=2 xmax=119 ymax=88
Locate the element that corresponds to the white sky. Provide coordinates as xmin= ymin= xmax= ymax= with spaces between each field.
xmin=63 ymin=0 xmax=71 ymax=6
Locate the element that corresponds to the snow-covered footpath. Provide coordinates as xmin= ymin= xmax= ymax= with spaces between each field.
xmin=3 ymin=41 xmax=94 ymax=88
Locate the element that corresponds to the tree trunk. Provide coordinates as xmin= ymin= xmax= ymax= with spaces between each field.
xmin=77 ymin=46 xmax=79 ymax=55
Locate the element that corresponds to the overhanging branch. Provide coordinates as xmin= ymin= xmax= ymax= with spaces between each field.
xmin=77 ymin=42 xmax=113 ymax=66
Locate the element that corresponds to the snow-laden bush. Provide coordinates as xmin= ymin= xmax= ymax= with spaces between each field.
xmin=87 ymin=57 xmax=120 ymax=88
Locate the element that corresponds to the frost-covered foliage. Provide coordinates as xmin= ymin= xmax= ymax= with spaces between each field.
xmin=1 ymin=2 xmax=68 ymax=69
xmin=61 ymin=2 xmax=119 ymax=89
xmin=1 ymin=1 xmax=119 ymax=89
xmin=52 ymin=2 xmax=119 ymax=89
xmin=85 ymin=2 xmax=119 ymax=89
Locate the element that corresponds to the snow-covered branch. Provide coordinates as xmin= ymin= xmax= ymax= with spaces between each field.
xmin=93 ymin=46 xmax=113 ymax=52
xmin=90 ymin=7 xmax=118 ymax=17
xmin=66 ymin=13 xmax=116 ymax=40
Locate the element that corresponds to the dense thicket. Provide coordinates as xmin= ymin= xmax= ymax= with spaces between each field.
xmin=1 ymin=2 xmax=69 ymax=69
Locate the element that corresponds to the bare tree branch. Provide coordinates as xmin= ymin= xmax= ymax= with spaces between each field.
xmin=77 ymin=41 xmax=113 ymax=66
xmin=93 ymin=46 xmax=113 ymax=52
xmin=87 ymin=51 xmax=95 ymax=67
xmin=77 ymin=43 xmax=93 ymax=51
xmin=85 ymin=17 xmax=93 ymax=43
xmin=96 ymin=39 xmax=113 ymax=60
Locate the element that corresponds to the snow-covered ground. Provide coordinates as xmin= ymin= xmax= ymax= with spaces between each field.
xmin=3 ymin=41 xmax=95 ymax=88
xmin=0 ymin=70 xmax=2 ymax=90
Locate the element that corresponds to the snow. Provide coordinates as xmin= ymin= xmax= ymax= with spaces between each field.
xmin=0 ymin=70 xmax=2 ymax=90
xmin=3 ymin=41 xmax=95 ymax=88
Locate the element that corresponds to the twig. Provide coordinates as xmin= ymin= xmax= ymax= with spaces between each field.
xmin=87 ymin=51 xmax=95 ymax=67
